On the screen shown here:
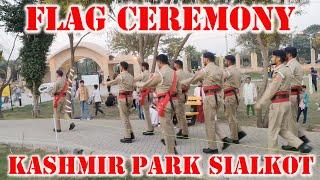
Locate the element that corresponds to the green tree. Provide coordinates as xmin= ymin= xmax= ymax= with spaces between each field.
xmin=20 ymin=32 xmax=54 ymax=117
xmin=0 ymin=0 xmax=53 ymax=117
xmin=184 ymin=45 xmax=202 ymax=70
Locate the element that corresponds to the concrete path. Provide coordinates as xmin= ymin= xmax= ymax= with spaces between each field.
xmin=0 ymin=118 xmax=319 ymax=179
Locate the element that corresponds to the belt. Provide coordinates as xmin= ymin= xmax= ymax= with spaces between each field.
xmin=271 ymin=91 xmax=289 ymax=103
xmin=203 ymin=85 xmax=221 ymax=96
xmin=139 ymin=88 xmax=152 ymax=106
xmin=54 ymin=93 xmax=66 ymax=96
xmin=224 ymin=87 xmax=239 ymax=97
xmin=158 ymin=93 xmax=178 ymax=100
xmin=203 ymin=85 xmax=221 ymax=107
xmin=291 ymin=85 xmax=302 ymax=95
xmin=119 ymin=91 xmax=133 ymax=107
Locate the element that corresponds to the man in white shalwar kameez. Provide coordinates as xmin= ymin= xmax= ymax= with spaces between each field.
xmin=242 ymin=77 xmax=257 ymax=116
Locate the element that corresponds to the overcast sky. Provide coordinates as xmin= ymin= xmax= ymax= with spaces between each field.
xmin=1 ymin=0 xmax=320 ymax=60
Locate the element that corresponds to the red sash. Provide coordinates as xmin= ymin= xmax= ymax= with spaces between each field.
xmin=54 ymin=80 xmax=68 ymax=108
xmin=139 ymin=88 xmax=152 ymax=106
xmin=156 ymin=71 xmax=177 ymax=117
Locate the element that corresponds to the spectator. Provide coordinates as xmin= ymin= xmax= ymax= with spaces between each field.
xmin=297 ymin=85 xmax=309 ymax=124
xmin=92 ymin=84 xmax=104 ymax=116
xmin=106 ymin=76 xmax=111 ymax=93
xmin=76 ymin=80 xmax=90 ymax=120
xmin=132 ymin=89 xmax=138 ymax=110
xmin=105 ymin=93 xmax=116 ymax=107
xmin=193 ymin=81 xmax=205 ymax=123
xmin=150 ymin=103 xmax=159 ymax=126
xmin=14 ymin=85 xmax=22 ymax=106
xmin=242 ymin=76 xmax=257 ymax=116
xmin=310 ymin=67 xmax=318 ymax=92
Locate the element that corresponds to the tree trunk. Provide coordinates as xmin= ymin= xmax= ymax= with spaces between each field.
xmin=151 ymin=34 xmax=162 ymax=73
xmin=68 ymin=33 xmax=75 ymax=67
xmin=256 ymin=34 xmax=270 ymax=128
xmin=172 ymin=33 xmax=192 ymax=62
xmin=0 ymin=88 xmax=4 ymax=118
xmin=32 ymin=82 xmax=40 ymax=118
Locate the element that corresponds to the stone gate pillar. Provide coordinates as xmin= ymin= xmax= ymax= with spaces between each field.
xmin=218 ymin=56 xmax=224 ymax=68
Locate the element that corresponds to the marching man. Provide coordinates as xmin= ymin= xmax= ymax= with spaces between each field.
xmin=136 ymin=54 xmax=178 ymax=154
xmin=134 ymin=62 xmax=154 ymax=136
xmin=182 ymin=52 xmax=232 ymax=154
xmin=106 ymin=62 xmax=135 ymax=143
xmin=173 ymin=60 xmax=190 ymax=139
xmin=255 ymin=50 xmax=312 ymax=153
xmin=222 ymin=55 xmax=247 ymax=144
xmin=51 ymin=70 xmax=75 ymax=132
xmin=282 ymin=47 xmax=310 ymax=151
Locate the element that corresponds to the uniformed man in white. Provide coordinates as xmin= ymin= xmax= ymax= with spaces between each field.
xmin=282 ymin=47 xmax=310 ymax=151
xmin=106 ymin=62 xmax=135 ymax=143
xmin=137 ymin=54 xmax=178 ymax=154
xmin=134 ymin=62 xmax=154 ymax=136
xmin=255 ymin=50 xmax=312 ymax=153
xmin=182 ymin=52 xmax=232 ymax=154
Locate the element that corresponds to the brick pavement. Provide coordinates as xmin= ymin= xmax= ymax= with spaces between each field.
xmin=0 ymin=118 xmax=319 ymax=179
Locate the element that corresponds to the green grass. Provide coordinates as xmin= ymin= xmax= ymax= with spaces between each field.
xmin=2 ymin=101 xmax=53 ymax=120
xmin=1 ymin=100 xmax=134 ymax=120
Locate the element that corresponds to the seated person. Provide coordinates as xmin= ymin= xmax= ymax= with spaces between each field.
xmin=105 ymin=93 xmax=116 ymax=107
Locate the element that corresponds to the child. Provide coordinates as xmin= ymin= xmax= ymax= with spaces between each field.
xmin=297 ymin=85 xmax=309 ymax=124
xmin=92 ymin=84 xmax=104 ymax=116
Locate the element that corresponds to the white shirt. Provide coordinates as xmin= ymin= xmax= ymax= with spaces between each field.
xmin=194 ymin=86 xmax=205 ymax=98
xmin=150 ymin=106 xmax=159 ymax=125
xmin=92 ymin=89 xmax=102 ymax=103
xmin=242 ymin=82 xmax=257 ymax=105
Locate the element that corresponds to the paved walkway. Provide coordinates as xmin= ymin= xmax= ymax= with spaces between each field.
xmin=0 ymin=118 xmax=319 ymax=179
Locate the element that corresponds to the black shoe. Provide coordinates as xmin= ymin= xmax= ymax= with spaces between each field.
xmin=53 ymin=129 xmax=61 ymax=133
xmin=174 ymin=148 xmax=178 ymax=155
xmin=203 ymin=148 xmax=219 ymax=154
xmin=222 ymin=137 xmax=233 ymax=150
xmin=238 ymin=131 xmax=247 ymax=140
xmin=176 ymin=129 xmax=183 ymax=136
xmin=142 ymin=131 xmax=154 ymax=135
xmin=120 ymin=138 xmax=133 ymax=143
xmin=161 ymin=139 xmax=177 ymax=146
xmin=281 ymin=145 xmax=299 ymax=151
xmin=233 ymin=140 xmax=239 ymax=144
xmin=299 ymin=136 xmax=309 ymax=143
xmin=177 ymin=134 xmax=189 ymax=139
xmin=131 ymin=132 xmax=135 ymax=140
xmin=298 ymin=143 xmax=312 ymax=153
xmin=69 ymin=123 xmax=75 ymax=131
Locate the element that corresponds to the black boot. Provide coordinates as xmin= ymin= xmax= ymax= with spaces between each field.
xmin=298 ymin=143 xmax=312 ymax=153
xmin=142 ymin=131 xmax=154 ymax=135
xmin=174 ymin=148 xmax=178 ymax=155
xmin=233 ymin=140 xmax=239 ymax=144
xmin=222 ymin=137 xmax=233 ymax=150
xmin=53 ymin=129 xmax=61 ymax=133
xmin=238 ymin=131 xmax=247 ymax=140
xmin=177 ymin=134 xmax=189 ymax=139
xmin=120 ymin=138 xmax=132 ymax=143
xmin=69 ymin=123 xmax=75 ymax=130
xmin=203 ymin=148 xmax=219 ymax=154
xmin=176 ymin=129 xmax=183 ymax=136
xmin=131 ymin=132 xmax=135 ymax=140
xmin=281 ymin=145 xmax=298 ymax=151
xmin=299 ymin=136 xmax=310 ymax=143
xmin=161 ymin=139 xmax=177 ymax=146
